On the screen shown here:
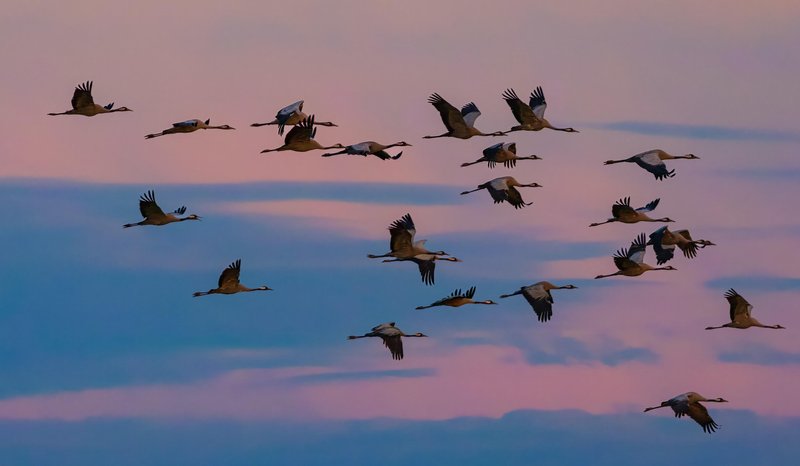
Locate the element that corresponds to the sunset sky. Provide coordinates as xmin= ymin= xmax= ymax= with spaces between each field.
xmin=1 ymin=0 xmax=799 ymax=464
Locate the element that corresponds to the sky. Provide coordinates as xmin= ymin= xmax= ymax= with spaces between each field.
xmin=1 ymin=0 xmax=799 ymax=464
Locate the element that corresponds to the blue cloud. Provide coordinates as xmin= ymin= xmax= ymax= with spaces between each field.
xmin=522 ymin=337 xmax=659 ymax=366
xmin=0 ymin=410 xmax=797 ymax=466
xmin=704 ymin=276 xmax=800 ymax=292
xmin=287 ymin=368 xmax=436 ymax=384
xmin=718 ymin=344 xmax=800 ymax=366
xmin=596 ymin=121 xmax=800 ymax=142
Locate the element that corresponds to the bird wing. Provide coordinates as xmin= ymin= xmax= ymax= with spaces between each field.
xmin=381 ymin=335 xmax=404 ymax=360
xmin=172 ymin=119 xmax=200 ymax=128
xmin=673 ymin=230 xmax=699 ymax=259
xmin=506 ymin=142 xmax=517 ymax=154
xmin=71 ymin=81 xmax=95 ymax=109
xmin=626 ymin=233 xmax=648 ymax=264
xmin=277 ymin=100 xmax=303 ymax=119
xmin=218 ymin=259 xmax=242 ymax=288
xmin=634 ymin=151 xmax=675 ymax=180
xmin=482 ymin=142 xmax=504 ymax=159
xmin=348 ymin=142 xmax=372 ymax=154
xmin=612 ymin=197 xmax=635 ymax=218
xmin=505 ymin=187 xmax=529 ymax=209
xmin=636 ymin=198 xmax=660 ymax=213
xmin=502 ymin=88 xmax=537 ymax=124
xmin=388 ymin=213 xmax=415 ymax=252
xmin=460 ymin=102 xmax=481 ymax=128
xmin=428 ymin=93 xmax=468 ymax=133
xmin=522 ymin=284 xmax=553 ymax=322
xmin=725 ymin=288 xmax=752 ymax=323
xmin=687 ymin=402 xmax=720 ymax=433
xmin=414 ymin=257 xmax=436 ymax=285
xmin=372 ymin=322 xmax=396 ymax=331
xmin=528 ymin=86 xmax=548 ymax=120
xmin=648 ymin=226 xmax=675 ymax=265
xmin=285 ymin=115 xmax=316 ymax=143
xmin=464 ymin=286 xmax=476 ymax=299
xmin=138 ymin=190 xmax=167 ymax=219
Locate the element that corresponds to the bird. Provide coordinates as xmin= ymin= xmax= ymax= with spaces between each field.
xmin=589 ymin=197 xmax=674 ymax=227
xmin=423 ymin=93 xmax=506 ymax=139
xmin=145 ymin=119 xmax=234 ymax=139
xmin=416 ymin=286 xmax=497 ymax=309
xmin=604 ymin=149 xmax=699 ymax=180
xmin=705 ymin=289 xmax=785 ymax=330
xmin=647 ymin=226 xmax=715 ymax=265
xmin=348 ymin=322 xmax=427 ymax=360
xmin=644 ymin=392 xmax=728 ymax=433
xmin=367 ymin=213 xmax=450 ymax=260
xmin=501 ymin=87 xmax=578 ymax=133
xmin=594 ymin=233 xmax=677 ymax=278
xmin=460 ymin=176 xmax=542 ymax=209
xmin=461 ymin=142 xmax=542 ymax=168
xmin=260 ymin=115 xmax=344 ymax=153
xmin=122 ymin=190 xmax=200 ymax=228
xmin=499 ymin=282 xmax=578 ymax=322
xmin=321 ymin=141 xmax=411 ymax=160
xmin=193 ymin=259 xmax=272 ymax=297
xmin=250 ymin=100 xmax=337 ymax=135
xmin=48 ymin=81 xmax=132 ymax=116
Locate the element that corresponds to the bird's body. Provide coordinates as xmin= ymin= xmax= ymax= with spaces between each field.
xmin=416 ymin=286 xmax=497 ymax=309
xmin=260 ymin=115 xmax=344 ymax=153
xmin=461 ymin=142 xmax=542 ymax=168
xmin=122 ymin=190 xmax=200 ymax=228
xmin=193 ymin=259 xmax=271 ymax=297
xmin=644 ymin=392 xmax=728 ymax=433
xmin=460 ymin=176 xmax=542 ymax=209
xmin=423 ymin=93 xmax=505 ymax=139
xmin=589 ymin=197 xmax=674 ymax=227
xmin=647 ymin=226 xmax=715 ymax=265
xmin=322 ymin=141 xmax=410 ymax=160
xmin=705 ymin=289 xmax=785 ymax=330
xmin=48 ymin=81 xmax=131 ymax=117
xmin=604 ymin=149 xmax=699 ymax=180
xmin=145 ymin=119 xmax=234 ymax=139
xmin=499 ymin=281 xmax=577 ymax=322
xmin=502 ymin=87 xmax=577 ymax=133
xmin=251 ymin=100 xmax=338 ymax=135
xmin=348 ymin=322 xmax=427 ymax=360
xmin=594 ymin=233 xmax=677 ymax=278
xmin=367 ymin=213 xmax=459 ymax=285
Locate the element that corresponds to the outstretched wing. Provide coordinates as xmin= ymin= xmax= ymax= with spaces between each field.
xmin=388 ymin=213 xmax=415 ymax=252
xmin=285 ymin=115 xmax=316 ymax=143
xmin=502 ymin=88 xmax=537 ymax=124
xmin=218 ymin=259 xmax=242 ymax=288
xmin=612 ymin=196 xmax=635 ymax=218
xmin=138 ymin=190 xmax=167 ymax=219
xmin=415 ymin=257 xmax=435 ymax=286
xmin=172 ymin=119 xmax=200 ymax=128
xmin=521 ymin=284 xmax=553 ymax=322
xmin=460 ymin=102 xmax=481 ymax=128
xmin=276 ymin=100 xmax=303 ymax=135
xmin=724 ymin=288 xmax=752 ymax=323
xmin=634 ymin=151 xmax=675 ymax=180
xmin=505 ymin=187 xmax=530 ymax=209
xmin=687 ymin=402 xmax=720 ymax=433
xmin=674 ymin=230 xmax=699 ymax=259
xmin=381 ymin=335 xmax=404 ymax=360
xmin=71 ymin=81 xmax=95 ymax=109
xmin=528 ymin=86 xmax=547 ymax=120
xmin=428 ymin=93 xmax=468 ymax=133
xmin=648 ymin=226 xmax=676 ymax=265
xmin=637 ymin=198 xmax=660 ymax=213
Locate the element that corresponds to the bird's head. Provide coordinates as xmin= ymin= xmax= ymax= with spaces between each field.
xmin=659 ymin=217 xmax=676 ymax=223
xmin=523 ymin=182 xmax=543 ymax=188
xmin=713 ymin=397 xmax=729 ymax=403
xmin=330 ymin=143 xmax=346 ymax=149
xmin=257 ymin=286 xmax=273 ymax=291
xmin=396 ymin=141 xmax=412 ymax=147
xmin=561 ymin=284 xmax=578 ymax=289
xmin=116 ymin=106 xmax=132 ymax=112
xmin=482 ymin=300 xmax=498 ymax=305
xmin=186 ymin=214 xmax=201 ymax=221
xmin=490 ymin=131 xmax=507 ymax=136
xmin=775 ymin=325 xmax=787 ymax=329
xmin=684 ymin=153 xmax=700 ymax=159
xmin=698 ymin=240 xmax=716 ymax=247
xmin=413 ymin=332 xmax=428 ymax=337
xmin=219 ymin=125 xmax=235 ymax=130
xmin=441 ymin=256 xmax=462 ymax=262
xmin=563 ymin=128 xmax=579 ymax=133
xmin=662 ymin=265 xmax=677 ymax=271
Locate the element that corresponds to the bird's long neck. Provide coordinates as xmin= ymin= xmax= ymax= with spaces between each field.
xmin=499 ymin=290 xmax=522 ymax=298
xmin=460 ymin=187 xmax=484 ymax=195
xmin=519 ymin=155 xmax=540 ymax=160
xmin=47 ymin=110 xmax=75 ymax=116
xmin=243 ymin=286 xmax=271 ymax=292
xmin=589 ymin=219 xmax=615 ymax=227
xmin=603 ymin=158 xmax=631 ymax=165
xmin=423 ymin=133 xmax=448 ymax=139
xmin=322 ymin=144 xmax=343 ymax=150
xmin=651 ymin=266 xmax=673 ymax=271
xmin=461 ymin=159 xmax=485 ymax=167
xmin=251 ymin=119 xmax=279 ymax=127
xmin=473 ymin=301 xmax=495 ymax=305
xmin=594 ymin=272 xmax=621 ymax=279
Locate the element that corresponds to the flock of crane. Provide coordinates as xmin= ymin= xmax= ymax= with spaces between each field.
xmin=48 ymin=80 xmax=786 ymax=434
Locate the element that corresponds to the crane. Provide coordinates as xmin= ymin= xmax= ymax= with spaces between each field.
xmin=193 ymin=259 xmax=272 ymax=297
xmin=48 ymin=81 xmax=132 ymax=116
xmin=348 ymin=322 xmax=427 ymax=360
xmin=499 ymin=281 xmax=577 ymax=322
xmin=122 ymin=190 xmax=200 ymax=228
